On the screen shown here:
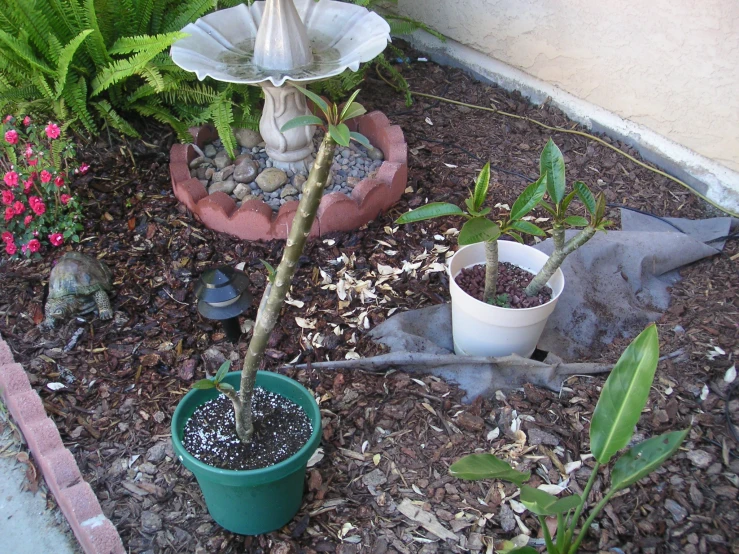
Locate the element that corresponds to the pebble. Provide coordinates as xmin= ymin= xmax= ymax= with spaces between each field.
xmin=232 ymin=183 xmax=252 ymax=200
xmin=367 ymin=146 xmax=384 ymax=161
xmin=293 ymin=174 xmax=307 ymax=192
xmin=233 ymin=159 xmax=258 ymax=183
xmin=204 ymin=144 xmax=217 ymax=158
xmin=146 ymin=442 xmax=168 ymax=463
xmin=256 ymin=168 xmax=288 ymax=192
xmin=234 ymin=128 xmax=263 ymax=149
xmin=212 ymin=166 xmax=234 ymax=182
xmin=209 ymin=179 xmax=236 ymax=195
xmin=213 ymin=150 xmax=232 ymax=170
xmin=280 ymin=185 xmax=298 ymax=198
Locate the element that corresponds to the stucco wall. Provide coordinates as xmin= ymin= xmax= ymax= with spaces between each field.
xmin=397 ymin=0 xmax=739 ymax=173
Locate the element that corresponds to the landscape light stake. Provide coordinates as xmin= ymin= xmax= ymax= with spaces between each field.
xmin=195 ymin=266 xmax=253 ymax=343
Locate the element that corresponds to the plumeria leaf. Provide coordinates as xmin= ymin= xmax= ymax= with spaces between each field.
xmin=510 ymin=220 xmax=546 ymax=236
xmin=564 ymin=215 xmax=589 ymax=227
xmin=540 ymin=138 xmax=566 ymax=204
xmin=214 ymin=361 xmax=231 ymax=384
xmin=575 ymin=181 xmax=596 ymax=215
xmin=611 ymin=429 xmax=689 ymax=492
xmin=293 ymin=85 xmax=329 ymax=116
xmin=507 ymin=231 xmax=524 ymax=243
xmin=472 ymin=162 xmax=490 ymax=212
xmin=217 ymin=382 xmax=235 ymax=391
xmin=520 ymin=485 xmax=582 ymax=516
xmin=510 ymin=175 xmax=546 ymax=221
xmin=459 ymin=217 xmax=501 ymax=245
xmin=450 ymin=453 xmax=530 ymax=485
xmin=396 ymin=202 xmax=464 ymax=224
xmin=339 ymin=89 xmax=361 ymax=120
xmin=341 ymin=102 xmax=366 ymax=122
xmin=193 ymin=379 xmax=216 ymax=390
xmin=328 ymin=123 xmax=351 ymax=146
xmin=260 ymin=259 xmax=276 ymax=284
xmin=560 ymin=189 xmax=578 ymax=215
xmin=280 ymin=115 xmax=323 ymax=132
xmin=349 ymin=131 xmax=371 ymax=148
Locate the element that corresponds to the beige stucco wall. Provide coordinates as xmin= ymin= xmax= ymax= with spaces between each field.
xmin=397 ymin=0 xmax=739 ymax=172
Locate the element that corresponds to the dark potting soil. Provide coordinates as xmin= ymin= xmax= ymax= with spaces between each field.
xmin=455 ymin=262 xmax=552 ymax=308
xmin=182 ymin=388 xmax=312 ymax=471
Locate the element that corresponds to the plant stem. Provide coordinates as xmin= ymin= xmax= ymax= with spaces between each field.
xmin=561 ymin=461 xmax=600 ymax=551
xmin=539 ymin=515 xmax=557 ymax=554
xmin=235 ymin=134 xmax=336 ymax=443
xmin=525 ymin=226 xmax=596 ymax=297
xmin=482 ymin=239 xmax=498 ymax=303
xmin=567 ymin=489 xmax=616 ymax=554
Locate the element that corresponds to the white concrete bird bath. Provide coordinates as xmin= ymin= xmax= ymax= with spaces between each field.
xmin=170 ymin=0 xmax=391 ymax=173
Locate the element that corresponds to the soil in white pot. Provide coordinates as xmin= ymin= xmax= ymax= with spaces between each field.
xmin=182 ymin=388 xmax=312 ymax=470
xmin=455 ymin=262 xmax=552 ymax=309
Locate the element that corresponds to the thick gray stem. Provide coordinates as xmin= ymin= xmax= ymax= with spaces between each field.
xmin=483 ymin=240 xmax=499 ymax=304
xmin=525 ymin=226 xmax=596 ymax=297
xmin=235 ymin=135 xmax=336 ymax=442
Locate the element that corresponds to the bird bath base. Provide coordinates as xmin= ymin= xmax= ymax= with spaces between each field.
xmin=169 ymin=111 xmax=407 ymax=241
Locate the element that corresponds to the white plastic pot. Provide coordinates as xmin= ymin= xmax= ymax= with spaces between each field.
xmin=448 ymin=241 xmax=565 ymax=357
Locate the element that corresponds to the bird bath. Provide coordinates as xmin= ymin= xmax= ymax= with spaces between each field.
xmin=171 ymin=0 xmax=391 ymax=173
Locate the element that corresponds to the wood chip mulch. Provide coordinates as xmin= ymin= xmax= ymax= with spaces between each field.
xmin=0 ymin=44 xmax=737 ymax=554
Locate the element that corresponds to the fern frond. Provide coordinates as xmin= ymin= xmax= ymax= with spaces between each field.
xmin=108 ymin=32 xmax=185 ymax=56
xmin=6 ymin=0 xmax=56 ymax=53
xmin=82 ymin=0 xmax=111 ymax=67
xmin=62 ymin=77 xmax=97 ymax=133
xmin=161 ymin=0 xmax=217 ymax=34
xmin=0 ymin=29 xmax=54 ymax=76
xmin=93 ymin=99 xmax=140 ymax=137
xmin=209 ymin=90 xmax=236 ymax=157
xmin=56 ymin=30 xmax=93 ymax=98
xmin=132 ymin=100 xmax=190 ymax=140
xmin=91 ymin=49 xmax=165 ymax=96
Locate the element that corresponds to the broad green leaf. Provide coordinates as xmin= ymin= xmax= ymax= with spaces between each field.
xmin=611 ymin=429 xmax=689 ymax=491
xmin=449 ymin=453 xmax=530 ymax=485
xmin=280 ymin=114 xmax=323 ymax=132
xmin=590 ymin=324 xmax=660 ymax=464
xmin=540 ymin=201 xmax=557 ymax=217
xmin=540 ymin=139 xmax=566 ymax=204
xmin=214 ymin=361 xmax=231 ymax=383
xmin=193 ymin=379 xmax=215 ymax=390
xmin=350 ymin=131 xmax=371 ymax=148
xmin=560 ymin=189 xmax=577 ymax=215
xmin=459 ymin=218 xmax=501 ymax=245
xmin=510 ymin=220 xmax=546 ymax=236
xmin=218 ymin=382 xmax=235 ymax=391
xmin=510 ymin=175 xmax=546 ymax=221
xmin=339 ymin=89 xmax=361 ymax=120
xmin=507 ymin=231 xmax=524 ymax=243
xmin=293 ymin=85 xmax=329 ymax=115
xmin=396 ymin=203 xmax=464 ymax=224
xmin=520 ymin=485 xmax=582 ymax=516
xmin=472 ymin=162 xmax=491 ymax=212
xmin=507 ymin=548 xmax=538 ymax=554
xmin=564 ymin=215 xmax=589 ymax=227
xmin=328 ymin=123 xmax=351 ymax=146
xmin=260 ymin=259 xmax=276 ymax=283
xmin=575 ymin=181 xmax=596 ymax=215
xmin=595 ymin=192 xmax=606 ymax=221
xmin=341 ymin=102 xmax=366 ymax=122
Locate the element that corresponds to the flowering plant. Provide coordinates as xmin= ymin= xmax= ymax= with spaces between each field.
xmin=1 ymin=116 xmax=86 ymax=258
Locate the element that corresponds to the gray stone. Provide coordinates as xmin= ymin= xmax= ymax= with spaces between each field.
xmin=367 ymin=146 xmax=384 ymax=161
xmin=213 ymin=150 xmax=232 ymax=170
xmin=282 ymin=196 xmax=297 ymax=203
xmin=256 ymin=168 xmax=288 ymax=192
xmin=362 ymin=468 xmax=387 ymax=488
xmin=139 ymin=462 xmax=158 ymax=475
xmin=234 ymin=153 xmax=253 ymax=165
xmin=346 ymin=176 xmax=361 ymax=189
xmin=498 ymin=503 xmax=517 ymax=532
xmin=527 ymin=427 xmax=560 ymax=446
xmin=233 ymin=159 xmax=259 ymax=184
xmin=196 ymin=166 xmax=209 ymax=180
xmin=209 ymin=179 xmax=236 ymax=195
xmin=189 ymin=156 xmax=213 ymax=169
xmin=232 ymin=183 xmax=252 ymax=200
xmin=280 ymin=185 xmax=299 ymax=199
xmin=203 ymin=144 xmax=217 ymax=158
xmin=141 ymin=511 xmax=163 ymax=534
xmin=204 ymin=167 xmax=215 ymax=180
xmin=146 ymin=442 xmax=168 ymax=463
xmin=234 ymin=128 xmax=263 ymax=149
xmin=213 ymin=165 xmax=234 ymax=182
xmin=686 ymin=449 xmax=713 ymax=469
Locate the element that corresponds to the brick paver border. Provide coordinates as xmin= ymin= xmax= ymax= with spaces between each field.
xmin=0 ymin=337 xmax=125 ymax=554
xmin=169 ymin=111 xmax=408 ymax=240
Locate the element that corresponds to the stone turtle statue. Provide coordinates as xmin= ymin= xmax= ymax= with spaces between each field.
xmin=42 ymin=252 xmax=114 ymax=329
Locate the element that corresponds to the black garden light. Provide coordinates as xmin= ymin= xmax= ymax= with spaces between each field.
xmin=195 ymin=266 xmax=253 ymax=343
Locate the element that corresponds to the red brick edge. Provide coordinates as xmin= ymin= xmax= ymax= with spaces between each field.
xmin=169 ymin=111 xmax=408 ymax=240
xmin=0 ymin=338 xmax=126 ymax=554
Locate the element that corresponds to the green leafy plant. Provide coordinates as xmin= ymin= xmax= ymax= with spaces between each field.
xmin=1 ymin=115 xmax=85 ymax=258
xmin=194 ymin=90 xmax=369 ymax=443
xmin=396 ymin=139 xmax=610 ymax=304
xmin=0 ymin=0 xmax=257 ymax=151
xmin=449 ymin=324 xmax=689 ymax=554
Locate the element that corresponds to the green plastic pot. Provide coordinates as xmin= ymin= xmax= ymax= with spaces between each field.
xmin=171 ymin=370 xmax=321 ymax=535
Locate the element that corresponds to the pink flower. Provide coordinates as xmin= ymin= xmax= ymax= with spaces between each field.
xmin=40 ymin=170 xmax=52 ymax=183
xmin=60 ymin=194 xmax=72 ymax=205
xmin=23 ymin=179 xmax=33 ymax=193
xmin=2 ymin=190 xmax=14 ymax=205
xmin=79 ymin=163 xmax=90 ymax=175
xmin=4 ymin=207 xmax=14 ymax=222
xmin=23 ymin=215 xmax=32 ymax=226
xmin=27 ymin=239 xmax=40 ymax=253
xmin=12 ymin=201 xmax=24 ymax=215
xmin=24 ymin=145 xmax=33 ymax=158
xmin=48 ymin=233 xmax=63 ymax=247
xmin=5 ymin=241 xmax=17 ymax=255
xmin=45 ymin=123 xmax=60 ymax=139
xmin=28 ymin=196 xmax=40 ymax=207
xmin=54 ymin=175 xmax=65 ymax=187
xmin=31 ymin=200 xmax=45 ymax=215
xmin=3 ymin=171 xmax=18 ymax=187
xmin=28 ymin=158 xmax=38 ymax=166
xmin=4 ymin=129 xmax=18 ymax=145
xmin=23 ymin=116 xmax=31 ymax=126
xmin=1 ymin=231 xmax=12 ymax=243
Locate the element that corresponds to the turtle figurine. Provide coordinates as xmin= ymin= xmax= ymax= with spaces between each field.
xmin=41 ymin=252 xmax=114 ymax=329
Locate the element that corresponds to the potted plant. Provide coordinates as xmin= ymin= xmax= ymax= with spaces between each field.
xmin=396 ymin=139 xmax=610 ymax=357
xmin=449 ymin=324 xmax=689 ymax=554
xmin=171 ymin=88 xmax=370 ymax=535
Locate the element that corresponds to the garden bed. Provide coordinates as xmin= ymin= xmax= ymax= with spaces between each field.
xmin=0 ymin=51 xmax=736 ymax=554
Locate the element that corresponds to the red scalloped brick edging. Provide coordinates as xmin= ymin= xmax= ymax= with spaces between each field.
xmin=169 ymin=111 xmax=408 ymax=241
xmin=0 ymin=337 xmax=125 ymax=554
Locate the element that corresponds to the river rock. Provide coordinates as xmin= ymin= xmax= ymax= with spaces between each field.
xmin=204 ymin=144 xmax=217 ymax=158
xmin=209 ymin=179 xmax=236 ymax=195
xmin=234 ymin=153 xmax=253 ymax=165
xmin=256 ymin=168 xmax=288 ymax=192
xmin=213 ymin=150 xmax=232 ymax=170
xmin=233 ymin=159 xmax=258 ymax=183
xmin=233 ymin=183 xmax=252 ymax=200
xmin=189 ymin=156 xmax=212 ymax=169
xmin=293 ymin=174 xmax=307 ymax=192
xmin=367 ymin=146 xmax=384 ymax=161
xmin=235 ymin=128 xmax=263 ymax=149
xmin=213 ymin=166 xmax=234 ymax=182
xmin=280 ymin=185 xmax=299 ymax=199
xmin=346 ymin=176 xmax=360 ymax=189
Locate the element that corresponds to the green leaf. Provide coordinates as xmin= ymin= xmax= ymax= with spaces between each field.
xmin=510 ymin=220 xmax=546 ymax=236
xmin=575 ymin=181 xmax=596 ymax=215
xmin=560 ymin=188 xmax=577 ymax=215
xmin=214 ymin=361 xmax=231 ymax=383
xmin=590 ymin=324 xmax=660 ymax=464
xmin=510 ymin=175 xmax=546 ymax=221
xmin=192 ymin=379 xmax=215 ymax=390
xmin=540 ymin=139 xmax=566 ymax=204
xmin=564 ymin=215 xmax=589 ymax=227
xmin=339 ymin=89 xmax=361 ymax=120
xmin=349 ymin=131 xmax=371 ymax=148
xmin=540 ymin=200 xmax=557 ymax=217
xmin=280 ymin=114 xmax=323 ymax=132
xmin=595 ymin=192 xmax=606 ymax=221
xmin=507 ymin=231 xmax=524 ymax=243
xmin=293 ymin=84 xmax=329 ymax=116
xmin=449 ymin=453 xmax=530 ymax=485
xmin=611 ymin=429 xmax=689 ymax=491
xmin=217 ymin=382 xmax=235 ymax=391
xmin=260 ymin=259 xmax=276 ymax=284
xmin=507 ymin=548 xmax=538 ymax=554
xmin=341 ymin=102 xmax=366 ymax=121
xmin=328 ymin=123 xmax=350 ymax=146
xmin=55 ymin=30 xmax=92 ymax=98
xmin=472 ymin=162 xmax=490 ymax=212
xmin=520 ymin=485 xmax=582 ymax=516
xmin=459 ymin=218 xmax=501 ymax=245
xmin=395 ymin=202 xmax=464 ymax=224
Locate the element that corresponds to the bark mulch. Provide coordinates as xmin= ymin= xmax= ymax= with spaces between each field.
xmin=0 ymin=49 xmax=737 ymax=554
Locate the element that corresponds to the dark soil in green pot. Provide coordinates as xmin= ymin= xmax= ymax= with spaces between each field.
xmin=171 ymin=371 xmax=321 ymax=535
